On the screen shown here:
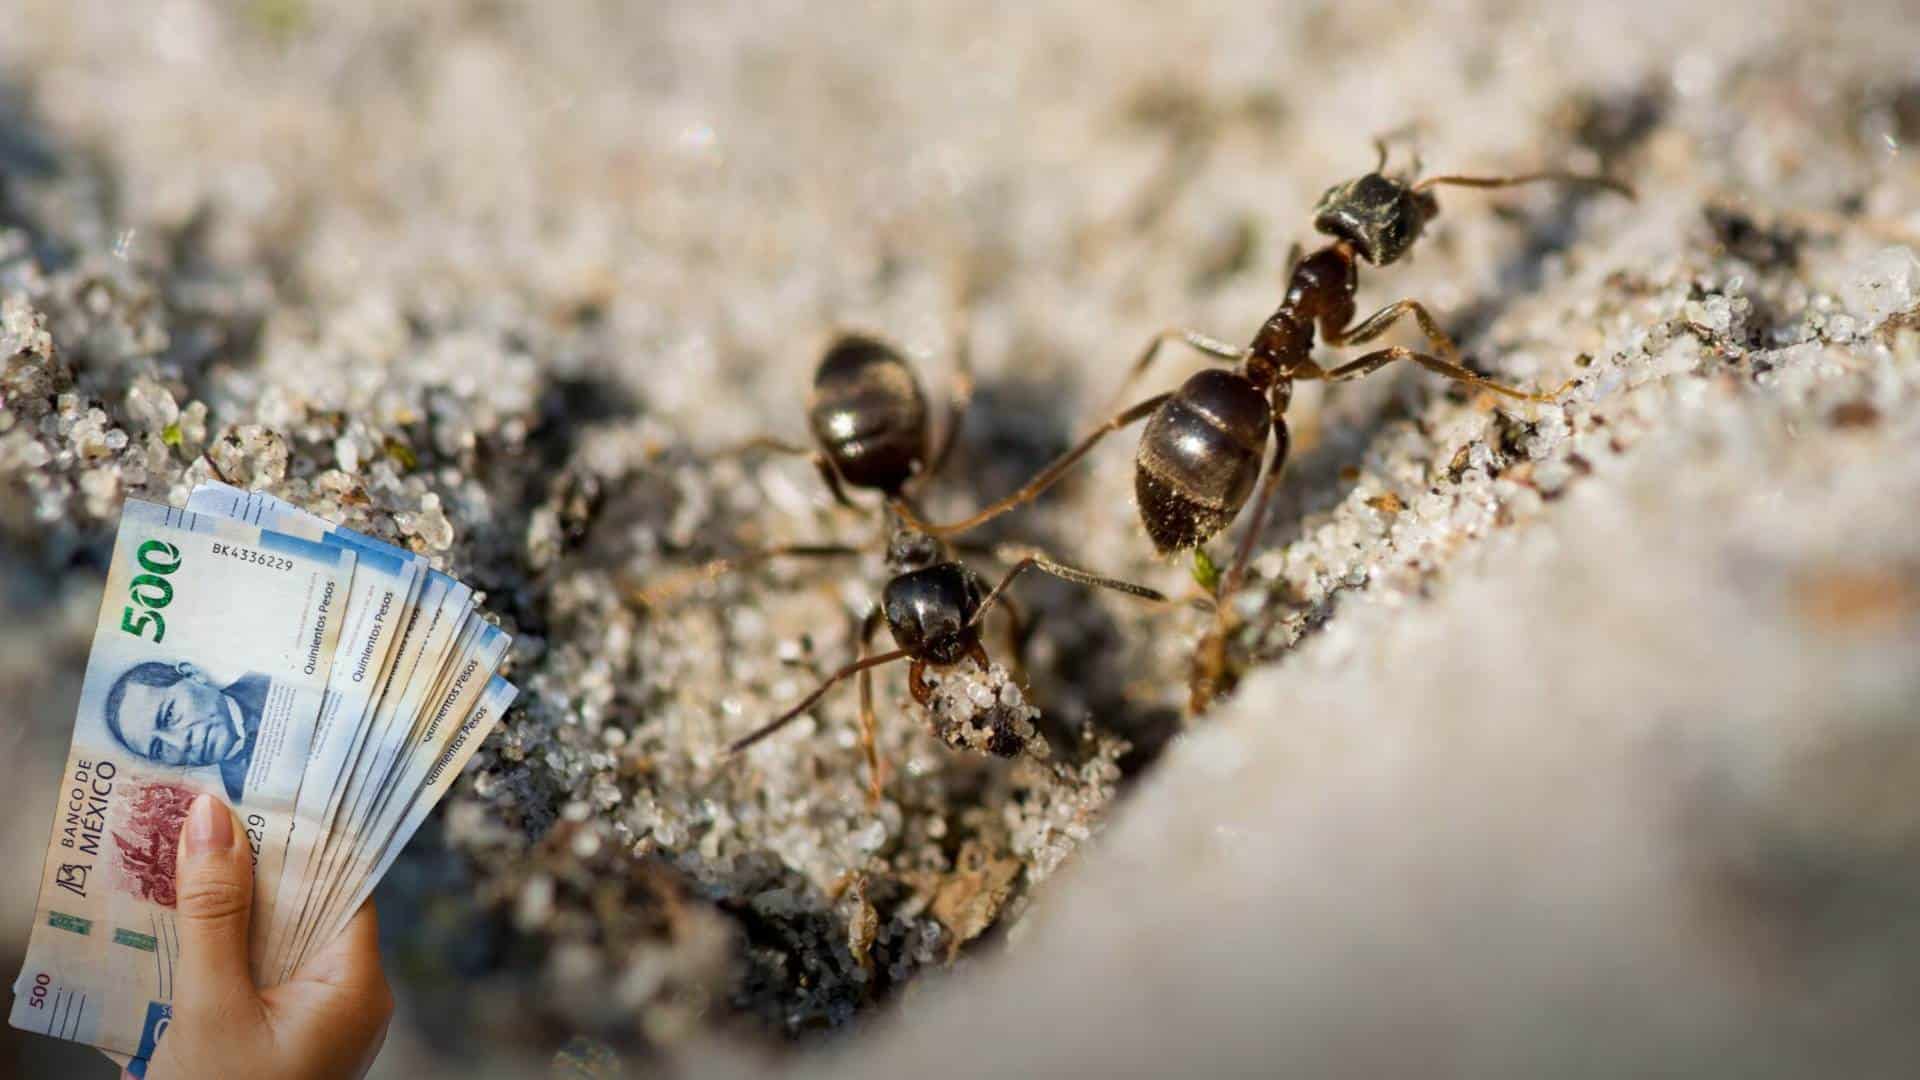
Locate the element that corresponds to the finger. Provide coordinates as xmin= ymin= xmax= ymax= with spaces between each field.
xmin=277 ymin=900 xmax=394 ymax=1075
xmin=296 ymin=901 xmax=390 ymax=1002
xmin=170 ymin=793 xmax=260 ymax=1019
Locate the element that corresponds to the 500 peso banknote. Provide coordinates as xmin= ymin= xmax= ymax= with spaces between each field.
xmin=8 ymin=501 xmax=355 ymax=1059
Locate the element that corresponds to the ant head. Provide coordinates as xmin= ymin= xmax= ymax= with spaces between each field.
xmin=882 ymin=561 xmax=985 ymax=665
xmin=1311 ymin=172 xmax=1439 ymax=266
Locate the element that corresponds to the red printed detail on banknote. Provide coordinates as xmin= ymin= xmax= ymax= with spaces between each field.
xmin=113 ymin=781 xmax=195 ymax=907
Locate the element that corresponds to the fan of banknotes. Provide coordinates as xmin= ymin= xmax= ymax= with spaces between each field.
xmin=10 ymin=483 xmax=518 ymax=1072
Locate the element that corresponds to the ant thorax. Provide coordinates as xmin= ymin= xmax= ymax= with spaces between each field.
xmin=884 ymin=525 xmax=943 ymax=573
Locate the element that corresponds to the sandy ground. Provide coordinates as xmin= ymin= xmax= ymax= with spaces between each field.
xmin=4 ymin=1 xmax=1919 ymax=1076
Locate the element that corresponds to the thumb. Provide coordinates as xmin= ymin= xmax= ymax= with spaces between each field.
xmin=171 ymin=793 xmax=259 ymax=1017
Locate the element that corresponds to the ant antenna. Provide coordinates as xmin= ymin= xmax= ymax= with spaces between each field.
xmin=1370 ymin=123 xmax=1425 ymax=177
xmin=1413 ymin=169 xmax=1636 ymax=200
xmin=728 ymin=648 xmax=911 ymax=754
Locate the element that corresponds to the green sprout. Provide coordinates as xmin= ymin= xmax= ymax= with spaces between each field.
xmin=1191 ymin=546 xmax=1221 ymax=595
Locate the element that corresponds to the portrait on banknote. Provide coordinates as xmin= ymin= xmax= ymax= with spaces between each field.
xmin=101 ymin=661 xmax=270 ymax=803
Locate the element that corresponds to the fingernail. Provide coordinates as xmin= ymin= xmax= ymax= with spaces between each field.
xmin=184 ymin=793 xmax=232 ymax=856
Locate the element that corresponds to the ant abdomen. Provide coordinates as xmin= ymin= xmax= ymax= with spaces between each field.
xmin=807 ymin=334 xmax=930 ymax=493
xmin=1133 ymin=368 xmax=1279 ymax=553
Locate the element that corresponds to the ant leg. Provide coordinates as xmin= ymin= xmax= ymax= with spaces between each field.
xmin=1219 ymin=406 xmax=1293 ymax=601
xmin=716 ymin=436 xmax=857 ymax=508
xmin=889 ymin=393 xmax=1172 ymax=537
xmin=899 ymin=327 xmax=1238 ymax=537
xmin=908 ymin=659 xmax=934 ymax=708
xmin=1324 ymin=298 xmax=1572 ymax=399
xmin=967 ymin=548 xmax=1167 ymax=631
xmin=629 ymin=542 xmax=870 ymax=608
xmin=964 ymin=640 xmax=992 ymax=673
xmin=1413 ymin=171 xmax=1635 ymax=200
xmin=919 ymin=318 xmax=975 ymax=490
xmin=720 ymin=436 xmax=810 ymax=457
xmin=730 ymin=648 xmax=912 ymax=754
xmin=855 ymin=607 xmax=887 ymax=805
xmin=1325 ymin=298 xmax=1454 ymax=352
xmin=1102 ymin=328 xmax=1244 ymax=416
xmin=1313 ymin=346 xmax=1570 ymax=404
xmin=814 ymin=455 xmax=855 ymax=508
xmin=1192 ymin=393 xmax=1292 ymax=713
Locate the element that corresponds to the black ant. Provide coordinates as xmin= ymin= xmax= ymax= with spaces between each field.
xmin=726 ymin=533 xmax=1163 ymax=797
xmin=631 ymin=331 xmax=1168 ymax=801
xmin=635 ymin=330 xmax=973 ymax=600
xmin=891 ymin=143 xmax=1633 ymax=710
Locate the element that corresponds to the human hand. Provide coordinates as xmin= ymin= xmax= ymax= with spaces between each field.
xmin=129 ymin=794 xmax=394 ymax=1080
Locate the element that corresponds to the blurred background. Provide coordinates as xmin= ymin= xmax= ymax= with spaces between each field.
xmin=4 ymin=0 xmax=1919 ymax=1076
